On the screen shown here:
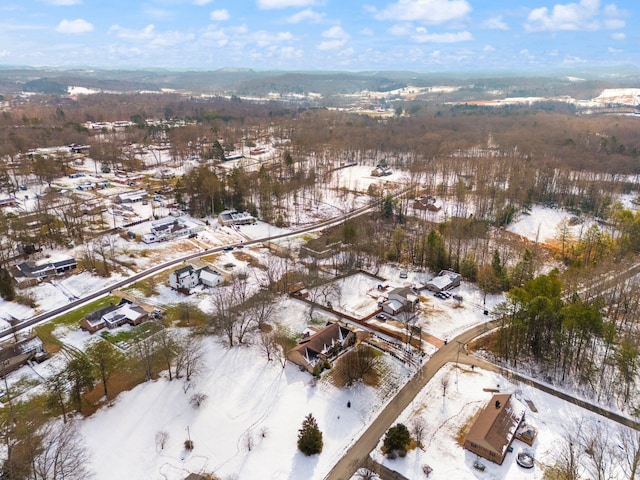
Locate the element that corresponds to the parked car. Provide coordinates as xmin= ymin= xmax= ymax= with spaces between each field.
xmin=376 ymin=313 xmax=388 ymax=321
xmin=223 ymin=246 xmax=234 ymax=251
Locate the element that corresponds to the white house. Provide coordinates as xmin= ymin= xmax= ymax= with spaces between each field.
xmin=169 ymin=265 xmax=200 ymax=290
xmin=169 ymin=265 xmax=223 ymax=291
xmin=143 ymin=216 xmax=205 ymax=243
xmin=198 ymin=266 xmax=223 ymax=287
xmin=425 ymin=270 xmax=462 ymax=292
xmin=382 ymin=287 xmax=419 ymax=316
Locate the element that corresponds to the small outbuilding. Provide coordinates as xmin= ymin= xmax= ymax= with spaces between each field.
xmin=425 ymin=270 xmax=461 ymax=293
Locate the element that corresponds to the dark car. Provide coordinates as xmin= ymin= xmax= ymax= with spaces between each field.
xmin=223 ymin=246 xmax=234 ymax=251
xmin=376 ymin=313 xmax=387 ymax=321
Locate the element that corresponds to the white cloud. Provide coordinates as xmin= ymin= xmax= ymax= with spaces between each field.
xmin=44 ymin=0 xmax=82 ymax=5
xmin=317 ymin=26 xmax=350 ymax=50
xmin=193 ymin=0 xmax=213 ymax=4
xmin=257 ymin=0 xmax=319 ymax=9
xmin=0 ymin=49 xmax=9 ymax=57
xmin=482 ymin=15 xmax=509 ymax=30
xmin=483 ymin=44 xmax=495 ymax=52
xmin=360 ymin=27 xmax=373 ymax=36
xmin=374 ymin=0 xmax=472 ymax=25
xmin=610 ymin=32 xmax=625 ymax=40
xmin=109 ymin=24 xmax=156 ymax=40
xmin=388 ymin=23 xmax=413 ymax=36
xmin=604 ymin=18 xmax=625 ymax=29
xmin=210 ymin=9 xmax=230 ymax=21
xmin=524 ymin=0 xmax=627 ymax=32
xmin=563 ymin=54 xmax=586 ymax=63
xmin=285 ymin=9 xmax=325 ymax=23
xmin=109 ymin=24 xmax=194 ymax=47
xmin=608 ymin=46 xmax=623 ymax=52
xmin=55 ymin=18 xmax=93 ymax=34
xmin=322 ymin=25 xmax=349 ymax=39
xmin=411 ymin=29 xmax=472 ymax=43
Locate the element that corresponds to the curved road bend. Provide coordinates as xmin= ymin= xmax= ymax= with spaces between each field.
xmin=325 ymin=319 xmax=640 ymax=480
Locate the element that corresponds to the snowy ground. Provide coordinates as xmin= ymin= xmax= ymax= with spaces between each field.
xmin=78 ymin=337 xmax=411 ymax=480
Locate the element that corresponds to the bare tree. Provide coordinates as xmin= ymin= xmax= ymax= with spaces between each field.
xmin=618 ymin=424 xmax=640 ymax=480
xmin=175 ymin=336 xmax=205 ymax=382
xmin=189 ymin=393 xmax=208 ymax=408
xmin=334 ymin=344 xmax=379 ymax=386
xmin=155 ymin=430 xmax=169 ymax=451
xmin=32 ymin=422 xmax=93 ymax=480
xmin=156 ymin=328 xmax=178 ymax=381
xmin=274 ymin=325 xmax=297 ymax=368
xmin=440 ymin=374 xmax=450 ymax=398
xmin=259 ymin=330 xmax=278 ymax=362
xmin=543 ymin=430 xmax=584 ymax=480
xmin=411 ymin=417 xmax=427 ymax=450
xmin=132 ymin=336 xmax=157 ymax=381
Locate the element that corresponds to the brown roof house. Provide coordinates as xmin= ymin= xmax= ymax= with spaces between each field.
xmin=288 ymin=322 xmax=355 ymax=373
xmin=0 ymin=335 xmax=48 ymax=375
xmin=463 ymin=394 xmax=526 ymax=465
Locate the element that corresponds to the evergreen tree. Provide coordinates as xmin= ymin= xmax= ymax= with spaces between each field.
xmin=0 ymin=267 xmax=15 ymax=301
xmin=383 ymin=423 xmax=411 ymax=452
xmin=297 ymin=413 xmax=323 ymax=456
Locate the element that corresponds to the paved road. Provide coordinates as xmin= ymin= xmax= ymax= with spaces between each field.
xmin=324 ymin=320 xmax=500 ymax=480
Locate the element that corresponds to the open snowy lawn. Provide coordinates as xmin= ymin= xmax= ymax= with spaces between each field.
xmin=507 ymin=205 xmax=598 ymax=244
xmin=79 ymin=338 xmax=410 ymax=480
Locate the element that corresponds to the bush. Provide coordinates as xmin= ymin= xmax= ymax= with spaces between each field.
xmin=184 ymin=439 xmax=194 ymax=450
xmin=383 ymin=423 xmax=411 ymax=453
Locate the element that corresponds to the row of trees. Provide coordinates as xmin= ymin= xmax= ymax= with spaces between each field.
xmin=495 ymin=271 xmax=639 ymax=409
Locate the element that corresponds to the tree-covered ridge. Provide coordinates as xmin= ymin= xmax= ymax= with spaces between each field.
xmin=495 ymin=271 xmax=637 ymax=408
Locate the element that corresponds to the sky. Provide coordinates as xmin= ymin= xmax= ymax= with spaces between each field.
xmin=0 ymin=0 xmax=638 ymax=72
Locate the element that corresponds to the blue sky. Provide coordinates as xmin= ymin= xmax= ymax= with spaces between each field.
xmin=0 ymin=0 xmax=637 ymax=71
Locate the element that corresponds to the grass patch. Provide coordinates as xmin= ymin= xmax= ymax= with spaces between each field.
xmin=164 ymin=303 xmax=209 ymax=328
xmin=100 ymin=321 xmax=163 ymax=348
xmin=0 ymin=375 xmax=41 ymax=403
xmin=14 ymin=292 xmax=37 ymax=308
xmin=34 ymin=295 xmax=120 ymax=353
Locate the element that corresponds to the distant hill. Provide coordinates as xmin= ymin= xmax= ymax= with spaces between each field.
xmin=0 ymin=66 xmax=638 ymax=101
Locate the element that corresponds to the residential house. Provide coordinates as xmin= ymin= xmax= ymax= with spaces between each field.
xmin=413 ymin=195 xmax=442 ymax=212
xmin=14 ymin=258 xmax=77 ymax=282
xmin=425 ymin=270 xmax=462 ymax=293
xmin=463 ymin=394 xmax=526 ymax=465
xmin=381 ymin=287 xmax=419 ymax=316
xmin=0 ymin=335 xmax=48 ymax=375
xmin=169 ymin=265 xmax=223 ymax=292
xmin=80 ymin=300 xmax=149 ymax=334
xmin=288 ymin=322 xmax=354 ymax=372
xmin=218 ymin=210 xmax=256 ymax=226
xmin=115 ymin=189 xmax=148 ymax=203
xmin=169 ymin=265 xmax=200 ymax=291
xmin=142 ymin=217 xmax=205 ymax=243
xmin=198 ymin=266 xmax=223 ymax=287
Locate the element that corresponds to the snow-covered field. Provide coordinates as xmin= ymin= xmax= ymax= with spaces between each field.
xmin=79 ymin=338 xmax=411 ymax=480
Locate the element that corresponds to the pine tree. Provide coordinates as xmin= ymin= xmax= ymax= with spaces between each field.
xmin=0 ymin=267 xmax=15 ymax=301
xmin=297 ymin=413 xmax=323 ymax=456
xmin=383 ymin=423 xmax=411 ymax=453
